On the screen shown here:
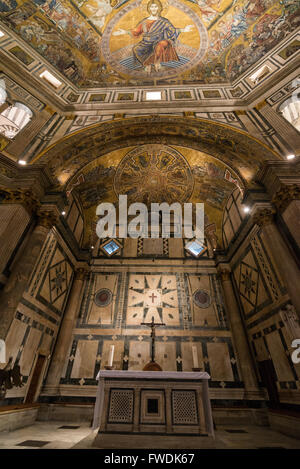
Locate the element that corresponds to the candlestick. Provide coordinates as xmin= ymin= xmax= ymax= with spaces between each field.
xmin=108 ymin=345 xmax=114 ymax=367
xmin=192 ymin=345 xmax=199 ymax=369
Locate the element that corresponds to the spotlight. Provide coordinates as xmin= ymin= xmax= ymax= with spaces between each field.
xmin=61 ymin=211 xmax=66 ymax=216
xmin=18 ymin=160 xmax=27 ymax=165
xmin=287 ymin=154 xmax=295 ymax=160
xmin=243 ymin=206 xmax=251 ymax=213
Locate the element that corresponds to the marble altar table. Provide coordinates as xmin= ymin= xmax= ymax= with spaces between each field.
xmin=92 ymin=370 xmax=214 ymax=449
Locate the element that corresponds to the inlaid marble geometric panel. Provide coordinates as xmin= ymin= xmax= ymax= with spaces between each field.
xmin=100 ymin=340 xmax=124 ymax=370
xmin=19 ymin=327 xmax=42 ymax=376
xmin=181 ymin=342 xmax=203 ymax=371
xmin=126 ymin=274 xmax=179 ymax=326
xmin=87 ymin=274 xmax=118 ymax=325
xmin=128 ymin=340 xmax=149 ymax=371
xmin=3 ymin=318 xmax=27 ymax=367
xmin=207 ymin=342 xmax=234 ymax=381
xmin=71 ymin=340 xmax=98 ymax=379
xmin=233 ymin=248 xmax=269 ymax=317
xmin=155 ymin=342 xmax=177 ymax=372
xmin=38 ymin=246 xmax=73 ymax=312
xmin=265 ymin=331 xmax=295 ymax=382
xmin=188 ymin=275 xmax=219 ymax=327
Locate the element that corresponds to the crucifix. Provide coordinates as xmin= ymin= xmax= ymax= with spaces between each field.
xmin=141 ymin=316 xmax=166 ymax=368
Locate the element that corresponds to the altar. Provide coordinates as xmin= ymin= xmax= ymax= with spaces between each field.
xmin=92 ymin=370 xmax=214 ymax=449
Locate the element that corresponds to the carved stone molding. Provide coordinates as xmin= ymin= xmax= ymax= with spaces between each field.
xmin=217 ymin=269 xmax=231 ymax=282
xmin=0 ymin=187 xmax=39 ymax=215
xmin=36 ymin=209 xmax=58 ymax=229
xmin=272 ymin=184 xmax=300 ymax=212
xmin=74 ymin=267 xmax=89 ymax=280
xmin=252 ymin=208 xmax=276 ymax=227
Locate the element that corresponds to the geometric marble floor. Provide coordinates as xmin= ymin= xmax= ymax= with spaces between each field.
xmin=0 ymin=422 xmax=299 ymax=449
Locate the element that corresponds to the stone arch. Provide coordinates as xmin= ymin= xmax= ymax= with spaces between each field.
xmin=32 ymin=115 xmax=281 ymax=193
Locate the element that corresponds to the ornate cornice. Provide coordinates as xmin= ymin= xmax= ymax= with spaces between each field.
xmin=252 ymin=207 xmax=276 ymax=227
xmin=74 ymin=267 xmax=89 ymax=280
xmin=0 ymin=187 xmax=39 ymax=215
xmin=36 ymin=209 xmax=58 ymax=229
xmin=272 ymin=184 xmax=300 ymax=212
xmin=217 ymin=268 xmax=231 ymax=282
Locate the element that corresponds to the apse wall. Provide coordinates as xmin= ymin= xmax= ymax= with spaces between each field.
xmin=41 ymin=261 xmax=250 ymax=407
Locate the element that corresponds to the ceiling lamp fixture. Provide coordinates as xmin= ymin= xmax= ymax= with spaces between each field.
xmin=39 ymin=70 xmax=62 ymax=89
xmin=243 ymin=206 xmax=251 ymax=213
xmin=287 ymin=154 xmax=295 ymax=160
xmin=18 ymin=160 xmax=27 ymax=165
xmin=0 ymin=31 xmax=4 ymax=38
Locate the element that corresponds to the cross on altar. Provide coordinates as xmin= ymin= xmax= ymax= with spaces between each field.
xmin=141 ymin=316 xmax=166 ymax=364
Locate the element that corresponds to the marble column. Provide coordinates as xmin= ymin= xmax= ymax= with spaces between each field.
xmin=257 ymin=101 xmax=300 ymax=153
xmin=272 ymin=184 xmax=300 ymax=249
xmin=0 ymin=207 xmax=56 ymax=340
xmin=218 ymin=268 xmax=259 ymax=394
xmin=253 ymin=208 xmax=300 ymax=315
xmin=46 ymin=268 xmax=87 ymax=388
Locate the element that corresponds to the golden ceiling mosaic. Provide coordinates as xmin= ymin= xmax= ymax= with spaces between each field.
xmin=66 ymin=144 xmax=241 ymax=245
xmin=1 ymin=0 xmax=299 ymax=87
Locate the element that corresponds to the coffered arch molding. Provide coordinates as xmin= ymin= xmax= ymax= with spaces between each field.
xmin=33 ymin=116 xmax=281 ymax=192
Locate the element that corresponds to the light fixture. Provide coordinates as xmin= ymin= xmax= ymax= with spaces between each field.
xmin=249 ymin=65 xmax=271 ymax=85
xmin=18 ymin=160 xmax=27 ymax=165
xmin=39 ymin=70 xmax=62 ymax=88
xmin=145 ymin=91 xmax=162 ymax=101
xmin=0 ymin=78 xmax=7 ymax=105
xmin=91 ymin=245 xmax=94 ymax=249
xmin=287 ymin=154 xmax=295 ymax=160
xmin=243 ymin=206 xmax=251 ymax=213
xmin=61 ymin=211 xmax=66 ymax=216
xmin=0 ymin=31 xmax=4 ymax=38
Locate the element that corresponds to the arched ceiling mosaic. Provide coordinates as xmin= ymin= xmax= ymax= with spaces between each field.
xmin=68 ymin=144 xmax=240 ymax=247
xmin=1 ymin=0 xmax=299 ymax=87
xmin=33 ymin=115 xmax=281 ymax=187
xmin=31 ymin=116 xmax=281 ymax=248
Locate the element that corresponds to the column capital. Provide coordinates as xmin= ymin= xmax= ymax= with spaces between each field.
xmin=252 ymin=207 xmax=276 ymax=227
xmin=36 ymin=209 xmax=58 ymax=229
xmin=74 ymin=267 xmax=89 ymax=280
xmin=217 ymin=268 xmax=231 ymax=282
xmin=272 ymin=184 xmax=300 ymax=212
xmin=0 ymin=188 xmax=39 ymax=215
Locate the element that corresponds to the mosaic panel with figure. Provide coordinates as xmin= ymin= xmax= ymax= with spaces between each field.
xmin=1 ymin=0 xmax=299 ymax=86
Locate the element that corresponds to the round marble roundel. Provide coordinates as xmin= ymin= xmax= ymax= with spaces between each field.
xmin=193 ymin=289 xmax=211 ymax=309
xmin=94 ymin=288 xmax=113 ymax=307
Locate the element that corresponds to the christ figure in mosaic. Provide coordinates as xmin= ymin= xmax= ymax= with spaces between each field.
xmin=113 ymin=0 xmax=193 ymax=73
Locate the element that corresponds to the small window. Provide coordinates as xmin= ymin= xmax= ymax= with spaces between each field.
xmin=280 ymin=96 xmax=300 ymax=132
xmin=0 ymin=102 xmax=33 ymax=139
xmin=100 ymin=239 xmax=121 ymax=256
xmin=145 ymin=91 xmax=162 ymax=101
xmin=185 ymin=239 xmax=206 ymax=258
xmin=249 ymin=65 xmax=272 ymax=85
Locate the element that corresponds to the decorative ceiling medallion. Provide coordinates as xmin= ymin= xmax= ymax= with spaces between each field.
xmin=114 ymin=144 xmax=194 ymax=205
xmin=102 ymin=0 xmax=208 ymax=80
xmin=193 ymin=289 xmax=211 ymax=309
xmin=94 ymin=288 xmax=113 ymax=307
